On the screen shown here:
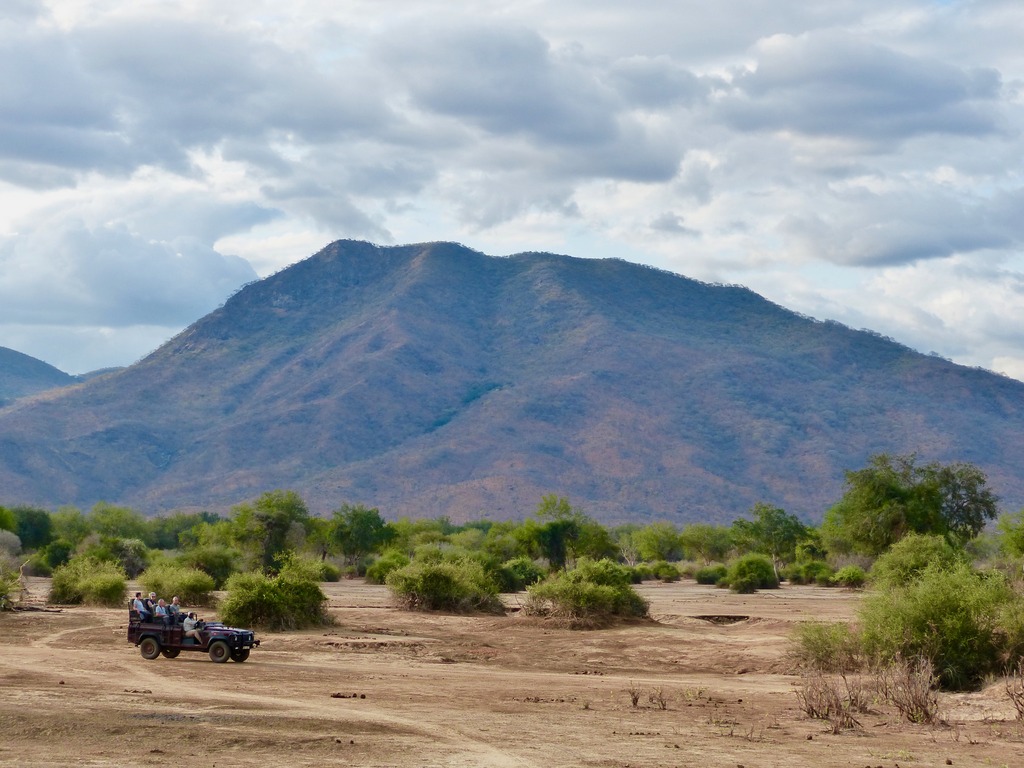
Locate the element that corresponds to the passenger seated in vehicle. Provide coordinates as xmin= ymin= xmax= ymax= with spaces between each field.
xmin=168 ymin=596 xmax=183 ymax=616
xmin=132 ymin=592 xmax=150 ymax=621
xmin=154 ymin=599 xmax=171 ymax=626
xmin=183 ymin=612 xmax=204 ymax=644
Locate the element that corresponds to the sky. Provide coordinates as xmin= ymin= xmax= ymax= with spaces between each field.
xmin=2 ymin=1 xmax=1023 ymax=378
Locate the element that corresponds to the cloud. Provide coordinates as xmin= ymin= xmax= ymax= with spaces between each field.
xmin=0 ymin=221 xmax=257 ymax=327
xmin=0 ymin=0 xmax=1023 ymax=381
xmin=779 ymin=185 xmax=1024 ymax=266
xmin=718 ymin=31 xmax=1002 ymax=145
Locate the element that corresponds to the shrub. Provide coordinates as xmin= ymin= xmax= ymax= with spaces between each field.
xmin=830 ymin=565 xmax=867 ymax=589
xmin=139 ymin=563 xmax=216 ymax=607
xmin=651 ymin=560 xmax=681 ymax=582
xmin=790 ymin=621 xmax=862 ymax=673
xmin=860 ymin=562 xmax=1024 ymax=690
xmin=320 ymin=560 xmax=342 ymax=582
xmin=695 ymin=563 xmax=728 ymax=585
xmin=49 ymin=556 xmax=127 ymax=607
xmin=219 ymin=563 xmax=331 ymax=631
xmin=0 ymin=564 xmax=18 ymax=610
xmin=629 ymin=563 xmax=654 ymax=582
xmin=676 ymin=561 xmax=699 ymax=579
xmin=524 ymin=557 xmax=649 ymax=627
xmin=386 ymin=559 xmax=503 ymax=613
xmin=0 ymin=530 xmax=21 ymax=557
xmin=177 ymin=544 xmax=240 ymax=589
xmin=795 ymin=671 xmax=865 ymax=732
xmin=726 ymin=554 xmax=779 ymax=593
xmin=786 ymin=560 xmax=834 ymax=585
xmin=497 ymin=556 xmax=546 ymax=592
xmin=868 ymin=532 xmax=965 ymax=589
xmin=876 ymin=655 xmax=941 ymax=724
xmin=365 ymin=550 xmax=410 ymax=585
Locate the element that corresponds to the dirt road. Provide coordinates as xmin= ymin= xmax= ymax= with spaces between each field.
xmin=1 ymin=580 xmax=1020 ymax=767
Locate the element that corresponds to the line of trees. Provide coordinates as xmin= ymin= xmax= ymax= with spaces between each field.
xmin=1 ymin=453 xmax=1018 ymax=597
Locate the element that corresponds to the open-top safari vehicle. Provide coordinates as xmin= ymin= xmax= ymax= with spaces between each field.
xmin=127 ymin=607 xmax=260 ymax=663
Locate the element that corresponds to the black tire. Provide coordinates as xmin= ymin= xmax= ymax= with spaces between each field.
xmin=230 ymin=648 xmax=250 ymax=663
xmin=208 ymin=640 xmax=230 ymax=663
xmin=139 ymin=637 xmax=161 ymax=660
xmin=160 ymin=648 xmax=181 ymax=659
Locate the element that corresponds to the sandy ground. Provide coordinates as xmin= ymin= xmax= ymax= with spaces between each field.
xmin=1 ymin=578 xmax=1022 ymax=768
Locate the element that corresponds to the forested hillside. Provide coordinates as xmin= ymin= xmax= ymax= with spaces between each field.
xmin=0 ymin=240 xmax=1023 ymax=523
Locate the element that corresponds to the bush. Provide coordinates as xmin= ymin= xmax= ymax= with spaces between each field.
xmin=695 ymin=563 xmax=728 ymax=585
xmin=786 ymin=560 xmax=834 ymax=585
xmin=524 ymin=557 xmax=649 ymax=627
xmin=219 ymin=560 xmax=332 ymax=631
xmin=869 ymin=533 xmax=965 ymax=589
xmin=49 ymin=557 xmax=127 ymax=607
xmin=38 ymin=539 xmax=74 ymax=572
xmin=365 ymin=550 xmax=410 ymax=585
xmin=139 ymin=563 xmax=216 ymax=606
xmin=831 ymin=565 xmax=867 ymax=589
xmin=386 ymin=559 xmax=503 ymax=613
xmin=0 ymin=564 xmax=18 ymax=610
xmin=629 ymin=563 xmax=654 ymax=582
xmin=726 ymin=554 xmax=779 ymax=593
xmin=320 ymin=560 xmax=342 ymax=582
xmin=177 ymin=544 xmax=240 ymax=589
xmin=497 ymin=556 xmax=546 ymax=592
xmin=0 ymin=530 xmax=21 ymax=557
xmin=790 ymin=621 xmax=862 ymax=673
xmin=651 ymin=560 xmax=681 ymax=582
xmin=860 ymin=562 xmax=1024 ymax=690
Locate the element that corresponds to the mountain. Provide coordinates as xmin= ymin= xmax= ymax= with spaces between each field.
xmin=0 ymin=346 xmax=76 ymax=406
xmin=1 ymin=240 xmax=1023 ymax=524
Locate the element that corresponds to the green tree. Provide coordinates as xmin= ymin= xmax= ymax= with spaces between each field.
xmin=533 ymin=495 xmax=612 ymax=568
xmin=231 ymin=490 xmax=312 ymax=571
xmin=633 ymin=522 xmax=682 ymax=562
xmin=0 ymin=507 xmax=16 ymax=533
xmin=87 ymin=503 xmax=149 ymax=544
xmin=997 ymin=509 xmax=1024 ymax=558
xmin=731 ymin=503 xmax=807 ymax=578
xmin=329 ymin=504 xmax=393 ymax=565
xmin=147 ymin=511 xmax=222 ymax=550
xmin=12 ymin=506 xmax=53 ymax=550
xmin=679 ymin=523 xmax=733 ymax=564
xmin=611 ymin=524 xmax=640 ymax=566
xmin=50 ymin=507 xmax=91 ymax=547
xmin=822 ymin=454 xmax=999 ymax=556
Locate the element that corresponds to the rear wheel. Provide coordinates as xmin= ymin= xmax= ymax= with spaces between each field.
xmin=160 ymin=648 xmax=180 ymax=659
xmin=230 ymin=648 xmax=250 ymax=663
xmin=208 ymin=640 xmax=230 ymax=663
xmin=139 ymin=637 xmax=161 ymax=660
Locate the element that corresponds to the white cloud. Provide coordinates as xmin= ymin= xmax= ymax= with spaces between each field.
xmin=0 ymin=0 xmax=1021 ymax=382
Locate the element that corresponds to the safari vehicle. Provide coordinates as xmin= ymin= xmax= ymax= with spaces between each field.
xmin=127 ymin=608 xmax=260 ymax=663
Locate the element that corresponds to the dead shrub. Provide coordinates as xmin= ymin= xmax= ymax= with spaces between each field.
xmin=648 ymin=687 xmax=668 ymax=710
xmin=876 ymin=655 xmax=941 ymax=724
xmin=795 ymin=671 xmax=863 ymax=733
xmin=625 ymin=681 xmax=642 ymax=708
xmin=1006 ymin=659 xmax=1024 ymax=721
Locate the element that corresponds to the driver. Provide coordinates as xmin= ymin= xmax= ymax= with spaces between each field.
xmin=182 ymin=612 xmax=204 ymax=645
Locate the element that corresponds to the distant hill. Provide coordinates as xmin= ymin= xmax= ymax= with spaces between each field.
xmin=1 ymin=240 xmax=1023 ymax=524
xmin=0 ymin=346 xmax=75 ymax=406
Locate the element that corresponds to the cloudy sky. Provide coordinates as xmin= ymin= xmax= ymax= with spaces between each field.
xmin=2 ymin=0 xmax=1023 ymax=378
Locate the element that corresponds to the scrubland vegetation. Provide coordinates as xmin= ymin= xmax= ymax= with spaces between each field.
xmin=2 ymin=452 xmax=1024 ymax=706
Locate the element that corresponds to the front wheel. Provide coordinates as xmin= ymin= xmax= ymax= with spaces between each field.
xmin=161 ymin=648 xmax=181 ymax=659
xmin=208 ymin=641 xmax=230 ymax=663
xmin=230 ymin=648 xmax=250 ymax=663
xmin=139 ymin=637 xmax=161 ymax=660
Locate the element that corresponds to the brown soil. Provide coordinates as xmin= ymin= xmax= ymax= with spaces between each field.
xmin=2 ymin=579 xmax=1021 ymax=767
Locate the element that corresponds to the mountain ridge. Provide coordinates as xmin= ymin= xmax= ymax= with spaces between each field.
xmin=1 ymin=239 xmax=1022 ymax=524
